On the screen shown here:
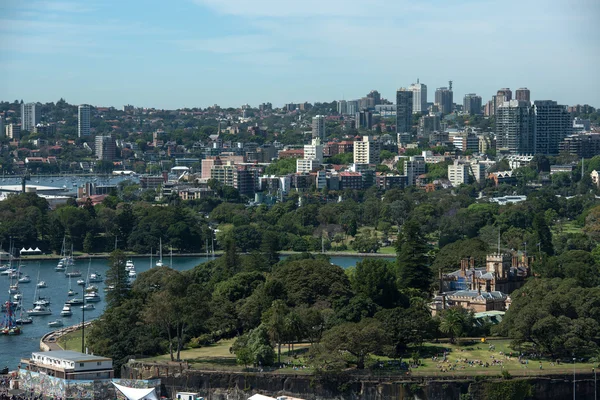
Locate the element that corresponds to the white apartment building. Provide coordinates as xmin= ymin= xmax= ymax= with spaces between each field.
xmin=408 ymin=81 xmax=427 ymax=114
xmin=448 ymin=161 xmax=471 ymax=187
xmin=353 ymin=136 xmax=381 ymax=164
xmin=296 ymin=138 xmax=323 ymax=173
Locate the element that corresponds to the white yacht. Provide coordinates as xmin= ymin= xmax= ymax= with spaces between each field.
xmin=80 ymin=304 xmax=95 ymax=311
xmin=60 ymin=304 xmax=72 ymax=317
xmin=88 ymin=272 xmax=103 ymax=283
xmin=84 ymin=292 xmax=101 ymax=303
xmin=76 ymin=279 xmax=86 ymax=286
xmin=18 ymin=275 xmax=31 ymax=283
xmin=36 ymin=280 xmax=47 ymax=288
xmin=125 ymin=260 xmax=135 ymax=270
xmin=85 ymin=285 xmax=98 ymax=293
xmin=27 ymin=304 xmax=52 ymax=316
xmin=66 ymin=298 xmax=84 ymax=305
xmin=48 ymin=319 xmax=64 ymax=327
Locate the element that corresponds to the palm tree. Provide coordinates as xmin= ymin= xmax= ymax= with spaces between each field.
xmin=439 ymin=307 xmax=465 ymax=344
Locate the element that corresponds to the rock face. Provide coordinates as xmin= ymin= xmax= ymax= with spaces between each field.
xmin=122 ymin=363 xmax=597 ymax=400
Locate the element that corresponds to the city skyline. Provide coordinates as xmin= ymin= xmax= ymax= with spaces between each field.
xmin=1 ymin=0 xmax=599 ymax=109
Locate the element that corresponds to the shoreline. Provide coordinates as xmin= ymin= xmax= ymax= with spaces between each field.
xmin=16 ymin=251 xmax=396 ymax=262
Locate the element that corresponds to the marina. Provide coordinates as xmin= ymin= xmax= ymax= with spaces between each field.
xmin=0 ymin=254 xmax=366 ymax=368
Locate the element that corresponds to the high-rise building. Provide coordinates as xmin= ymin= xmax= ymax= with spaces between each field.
xmin=396 ymin=88 xmax=413 ymax=134
xmin=20 ymin=102 xmax=40 ymax=132
xmin=78 ymin=105 xmax=91 ymax=137
xmin=311 ymin=115 xmax=325 ymax=140
xmin=448 ymin=161 xmax=471 ymax=187
xmin=95 ymin=135 xmax=116 ymax=161
xmin=353 ymin=136 xmax=381 ymax=165
xmin=435 ymin=87 xmax=453 ymax=114
xmin=367 ymin=90 xmax=381 ymax=106
xmin=418 ymin=113 xmax=441 ymax=137
xmin=6 ymin=124 xmax=21 ymax=140
xmin=494 ymin=88 xmax=512 ymax=115
xmin=346 ymin=100 xmax=359 ymax=115
xmin=533 ymin=100 xmax=572 ymax=155
xmin=337 ymin=100 xmax=347 ymax=115
xmin=495 ymin=100 xmax=534 ymax=155
xmin=355 ymin=110 xmax=373 ymax=130
xmin=515 ymin=88 xmax=530 ymax=103
xmin=463 ymin=94 xmax=482 ymax=115
xmin=408 ymin=81 xmax=427 ymax=114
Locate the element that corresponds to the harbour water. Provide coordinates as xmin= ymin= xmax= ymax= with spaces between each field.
xmin=0 ymin=255 xmax=368 ymax=369
xmin=0 ymin=173 xmax=139 ymax=196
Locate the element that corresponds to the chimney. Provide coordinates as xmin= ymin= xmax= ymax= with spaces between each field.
xmin=512 ymin=255 xmax=518 ymax=268
xmin=438 ymin=268 xmax=444 ymax=295
xmin=460 ymin=259 xmax=467 ymax=276
xmin=471 ymin=270 xmax=476 ymax=291
xmin=470 ymin=257 xmax=475 ymax=269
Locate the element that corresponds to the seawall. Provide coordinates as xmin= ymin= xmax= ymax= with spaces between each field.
xmin=121 ymin=363 xmax=598 ymax=400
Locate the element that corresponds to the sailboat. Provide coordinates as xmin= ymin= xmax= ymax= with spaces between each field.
xmin=55 ymin=237 xmax=68 ymax=271
xmin=16 ymin=291 xmax=33 ymax=325
xmin=155 ymin=238 xmax=164 ymax=267
xmin=67 ymin=275 xmax=76 ymax=297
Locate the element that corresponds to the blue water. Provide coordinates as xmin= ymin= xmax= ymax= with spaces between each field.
xmin=0 ymin=174 xmax=139 ymax=195
xmin=0 ymin=255 xmax=375 ymax=369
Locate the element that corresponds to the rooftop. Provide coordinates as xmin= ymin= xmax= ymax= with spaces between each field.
xmin=32 ymin=350 xmax=111 ymax=363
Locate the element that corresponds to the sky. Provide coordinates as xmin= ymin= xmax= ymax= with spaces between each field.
xmin=0 ymin=0 xmax=599 ymax=109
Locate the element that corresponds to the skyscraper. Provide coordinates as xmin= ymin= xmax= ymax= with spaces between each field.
xmin=515 ymin=88 xmax=531 ymax=103
xmin=435 ymin=87 xmax=453 ymax=114
xmin=20 ymin=102 xmax=40 ymax=132
xmin=495 ymin=100 xmax=534 ymax=155
xmin=408 ymin=81 xmax=427 ymax=114
xmin=367 ymin=90 xmax=381 ymax=106
xmin=463 ymin=94 xmax=482 ymax=115
xmin=533 ymin=100 xmax=572 ymax=155
xmin=337 ymin=100 xmax=347 ymax=115
xmin=396 ymin=88 xmax=413 ymax=134
xmin=355 ymin=110 xmax=373 ymax=130
xmin=78 ymin=105 xmax=91 ymax=137
xmin=311 ymin=115 xmax=325 ymax=140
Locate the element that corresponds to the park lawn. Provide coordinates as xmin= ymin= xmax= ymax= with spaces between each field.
xmin=58 ymin=329 xmax=87 ymax=351
xmin=409 ymin=339 xmax=596 ymax=377
xmin=552 ymin=220 xmax=583 ymax=236
xmin=146 ymin=339 xmax=313 ymax=374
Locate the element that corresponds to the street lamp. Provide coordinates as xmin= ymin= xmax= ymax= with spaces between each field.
xmin=573 ymin=357 xmax=576 ymax=400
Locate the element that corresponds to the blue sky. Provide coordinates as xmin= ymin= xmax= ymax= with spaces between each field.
xmin=0 ymin=0 xmax=599 ymax=109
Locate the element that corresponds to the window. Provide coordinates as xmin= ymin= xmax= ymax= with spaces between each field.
xmin=97 ymin=362 xmax=102 ymax=366
xmin=79 ymin=363 xmax=84 ymax=367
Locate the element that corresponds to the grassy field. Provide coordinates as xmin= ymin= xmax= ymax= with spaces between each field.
xmin=148 ymin=338 xmax=597 ymax=377
xmin=145 ymin=339 xmax=312 ymax=373
xmin=552 ymin=220 xmax=583 ymax=236
xmin=57 ymin=329 xmax=87 ymax=351
xmin=408 ymin=339 xmax=597 ymax=377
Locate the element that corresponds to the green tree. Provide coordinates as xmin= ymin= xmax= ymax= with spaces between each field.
xmin=83 ymin=232 xmax=94 ymax=254
xmin=352 ymin=259 xmax=403 ymax=308
xmin=396 ymin=220 xmax=431 ymax=293
xmin=533 ymin=212 xmax=554 ymax=256
xmin=438 ymin=307 xmax=471 ymax=344
xmin=105 ymin=250 xmax=129 ymax=307
xmin=262 ymin=300 xmax=289 ymax=364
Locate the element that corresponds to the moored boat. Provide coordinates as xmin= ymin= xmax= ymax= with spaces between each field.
xmin=80 ymin=304 xmax=95 ymax=310
xmin=18 ymin=275 xmax=31 ymax=283
xmin=60 ymin=304 xmax=72 ymax=317
xmin=48 ymin=319 xmax=64 ymax=328
xmin=36 ymin=280 xmax=47 ymax=288
xmin=88 ymin=272 xmax=103 ymax=283
xmin=27 ymin=304 xmax=52 ymax=316
xmin=84 ymin=292 xmax=101 ymax=303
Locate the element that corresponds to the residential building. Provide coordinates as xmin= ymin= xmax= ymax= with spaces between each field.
xmin=78 ymin=104 xmax=91 ymax=137
xmin=21 ymin=102 xmax=40 ymax=132
xmin=337 ymin=100 xmax=347 ymax=115
xmin=495 ymin=100 xmax=534 ymax=155
xmin=346 ymin=100 xmax=359 ymax=115
xmin=533 ymin=100 xmax=572 ymax=155
xmin=6 ymin=123 xmax=21 ymax=139
xmin=404 ymin=156 xmax=426 ymax=186
xmin=297 ymin=139 xmax=323 ymax=173
xmin=495 ymin=88 xmax=512 ymax=115
xmin=355 ymin=109 xmax=373 ymax=129
xmin=0 ymin=118 xmax=4 ymax=138
xmin=201 ymin=156 xmax=222 ymax=179
xmin=418 ymin=113 xmax=441 ymax=137
xmin=396 ymin=88 xmax=413 ymax=134
xmin=559 ymin=133 xmax=600 ymax=158
xmin=312 ymin=115 xmax=325 ymax=140
xmin=515 ymin=88 xmax=530 ymax=103
xmin=94 ymin=135 xmax=116 ymax=161
xmin=367 ymin=90 xmax=382 ymax=106
xmin=339 ymin=171 xmax=363 ymax=190
xmin=478 ymin=134 xmax=493 ymax=154
xmin=448 ymin=161 xmax=471 ymax=186
xmin=550 ymin=165 xmax=575 ymax=175
xmin=463 ymin=94 xmax=482 ymax=115
xmin=435 ymin=87 xmax=453 ymax=114
xmin=408 ymin=81 xmax=427 ymax=114
xmin=376 ymin=174 xmax=408 ymax=190
xmin=353 ymin=136 xmax=380 ymax=165
xmin=592 ymin=170 xmax=600 ymax=188
xmin=375 ymin=104 xmax=396 ymax=117
xmin=470 ymin=162 xmax=487 ymax=182
xmin=573 ymin=117 xmax=591 ymax=132
xmin=452 ymin=133 xmax=479 ymax=153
